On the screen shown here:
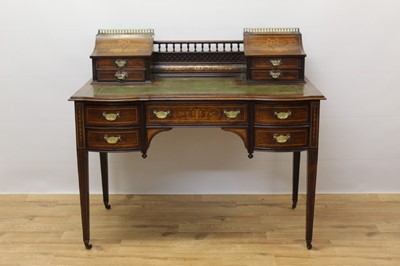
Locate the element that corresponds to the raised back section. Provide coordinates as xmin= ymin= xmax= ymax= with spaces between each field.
xmin=243 ymin=28 xmax=306 ymax=82
xmin=152 ymin=40 xmax=245 ymax=77
xmin=90 ymin=28 xmax=306 ymax=83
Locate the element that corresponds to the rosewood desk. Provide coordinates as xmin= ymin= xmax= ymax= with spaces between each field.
xmin=69 ymin=77 xmax=325 ymax=249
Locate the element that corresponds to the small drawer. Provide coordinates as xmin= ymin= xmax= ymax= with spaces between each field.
xmin=251 ymin=70 xmax=300 ymax=81
xmin=95 ymin=58 xmax=146 ymax=69
xmin=86 ymin=129 xmax=140 ymax=150
xmin=255 ymin=128 xmax=308 ymax=149
xmin=255 ymin=104 xmax=309 ymax=125
xmin=96 ymin=70 xmax=146 ymax=82
xmin=147 ymin=104 xmax=248 ymax=125
xmin=251 ymin=57 xmax=301 ymax=69
xmin=85 ymin=105 xmax=139 ymax=126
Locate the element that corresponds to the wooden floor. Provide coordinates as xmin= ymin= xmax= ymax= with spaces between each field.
xmin=1 ymin=194 xmax=400 ymax=265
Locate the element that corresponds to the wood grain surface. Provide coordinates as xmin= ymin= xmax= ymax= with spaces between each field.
xmin=0 ymin=194 xmax=399 ymax=265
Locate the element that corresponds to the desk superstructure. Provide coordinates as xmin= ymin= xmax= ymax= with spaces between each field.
xmin=70 ymin=28 xmax=325 ymax=250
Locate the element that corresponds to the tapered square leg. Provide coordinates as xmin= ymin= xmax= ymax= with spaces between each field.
xmin=100 ymin=152 xmax=111 ymax=209
xmin=292 ymin=151 xmax=301 ymax=209
xmin=77 ymin=149 xmax=91 ymax=250
xmin=306 ymin=148 xmax=318 ymax=249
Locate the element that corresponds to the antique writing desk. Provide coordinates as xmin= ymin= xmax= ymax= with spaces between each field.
xmin=69 ymin=28 xmax=325 ymax=250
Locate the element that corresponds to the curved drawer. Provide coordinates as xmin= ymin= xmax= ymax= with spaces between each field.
xmin=255 ymin=104 xmax=309 ymax=125
xmin=86 ymin=129 xmax=140 ymax=150
xmin=85 ymin=105 xmax=139 ymax=126
xmin=255 ymin=128 xmax=308 ymax=149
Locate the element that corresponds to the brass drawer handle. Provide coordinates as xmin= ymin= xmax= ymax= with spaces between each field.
xmin=115 ymin=71 xmax=128 ymax=81
xmin=224 ymin=110 xmax=241 ymax=119
xmin=102 ymin=111 xmax=120 ymax=121
xmin=153 ymin=110 xmax=170 ymax=119
xmin=270 ymin=59 xmax=282 ymax=67
xmin=104 ymin=135 xmax=121 ymax=144
xmin=115 ymin=59 xmax=127 ymax=67
xmin=270 ymin=71 xmax=281 ymax=79
xmin=274 ymin=111 xmax=292 ymax=120
xmin=273 ymin=133 xmax=291 ymax=144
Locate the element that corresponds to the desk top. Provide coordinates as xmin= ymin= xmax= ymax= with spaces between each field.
xmin=70 ymin=77 xmax=325 ymax=102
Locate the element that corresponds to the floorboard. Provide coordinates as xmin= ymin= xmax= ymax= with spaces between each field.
xmin=0 ymin=194 xmax=399 ymax=265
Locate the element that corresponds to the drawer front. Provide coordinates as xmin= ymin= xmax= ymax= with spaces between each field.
xmin=251 ymin=57 xmax=301 ymax=69
xmin=255 ymin=128 xmax=308 ymax=149
xmin=255 ymin=104 xmax=309 ymax=125
xmin=95 ymin=58 xmax=146 ymax=69
xmin=85 ymin=105 xmax=139 ymax=126
xmin=87 ymin=129 xmax=140 ymax=150
xmin=147 ymin=104 xmax=248 ymax=125
xmin=251 ymin=70 xmax=300 ymax=81
xmin=96 ymin=70 xmax=145 ymax=82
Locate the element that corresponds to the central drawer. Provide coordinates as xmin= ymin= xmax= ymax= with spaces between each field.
xmin=147 ymin=103 xmax=248 ymax=125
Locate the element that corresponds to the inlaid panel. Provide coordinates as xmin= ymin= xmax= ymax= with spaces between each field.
xmin=147 ymin=103 xmax=248 ymax=125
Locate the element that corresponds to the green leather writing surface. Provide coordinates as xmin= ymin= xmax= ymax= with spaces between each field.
xmin=70 ymin=77 xmax=324 ymax=102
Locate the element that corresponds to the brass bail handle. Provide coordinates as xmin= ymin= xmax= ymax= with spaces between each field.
xmin=223 ymin=110 xmax=241 ymax=119
xmin=115 ymin=71 xmax=128 ymax=81
xmin=273 ymin=133 xmax=291 ymax=144
xmin=102 ymin=111 xmax=120 ymax=121
xmin=269 ymin=59 xmax=282 ymax=67
xmin=115 ymin=59 xmax=127 ymax=67
xmin=274 ymin=110 xmax=292 ymax=120
xmin=269 ymin=71 xmax=281 ymax=79
xmin=104 ymin=135 xmax=121 ymax=144
xmin=153 ymin=110 xmax=171 ymax=119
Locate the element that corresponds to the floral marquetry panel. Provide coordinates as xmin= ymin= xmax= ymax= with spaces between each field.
xmin=146 ymin=103 xmax=248 ymax=125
